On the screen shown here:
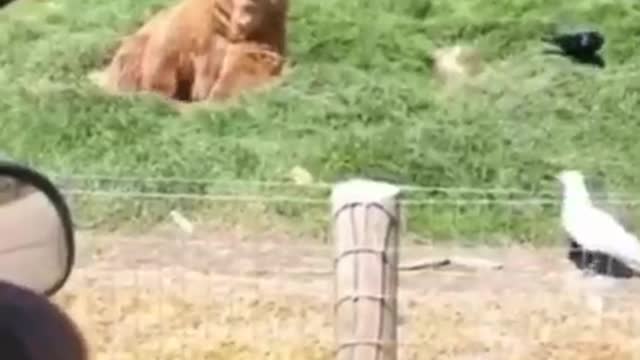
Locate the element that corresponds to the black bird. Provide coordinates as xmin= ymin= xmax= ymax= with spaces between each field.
xmin=542 ymin=30 xmax=606 ymax=68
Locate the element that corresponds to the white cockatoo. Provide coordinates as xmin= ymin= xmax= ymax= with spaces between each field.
xmin=557 ymin=170 xmax=640 ymax=276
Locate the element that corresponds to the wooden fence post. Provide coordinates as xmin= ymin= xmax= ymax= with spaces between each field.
xmin=331 ymin=179 xmax=401 ymax=360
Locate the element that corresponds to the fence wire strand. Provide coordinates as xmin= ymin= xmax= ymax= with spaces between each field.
xmin=47 ymin=172 xmax=640 ymax=199
xmin=60 ymin=188 xmax=640 ymax=206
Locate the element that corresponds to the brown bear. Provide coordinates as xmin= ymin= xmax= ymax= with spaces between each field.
xmin=92 ymin=0 xmax=288 ymax=104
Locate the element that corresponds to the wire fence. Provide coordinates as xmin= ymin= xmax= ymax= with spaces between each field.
xmin=50 ymin=171 xmax=640 ymax=251
xmin=47 ymin=170 xmax=640 ymax=199
xmin=41 ymin=175 xmax=640 ymax=360
xmin=59 ymin=188 xmax=640 ymax=205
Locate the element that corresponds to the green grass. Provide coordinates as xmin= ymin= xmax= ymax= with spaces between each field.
xmin=2 ymin=0 xmax=640 ymax=244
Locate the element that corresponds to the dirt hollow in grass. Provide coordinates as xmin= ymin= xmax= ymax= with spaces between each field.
xmin=54 ymin=224 xmax=640 ymax=360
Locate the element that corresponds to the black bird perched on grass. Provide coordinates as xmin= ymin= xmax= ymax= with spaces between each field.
xmin=542 ymin=30 xmax=606 ymax=68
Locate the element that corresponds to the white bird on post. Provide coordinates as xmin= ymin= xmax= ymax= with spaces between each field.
xmin=557 ymin=170 xmax=640 ymax=277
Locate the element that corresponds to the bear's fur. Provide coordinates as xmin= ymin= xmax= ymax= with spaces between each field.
xmin=92 ymin=0 xmax=289 ymax=103
xmin=138 ymin=0 xmax=234 ymax=99
xmin=208 ymin=41 xmax=285 ymax=100
xmin=90 ymin=8 xmax=171 ymax=95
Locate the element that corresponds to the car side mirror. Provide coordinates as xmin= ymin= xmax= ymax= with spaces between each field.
xmin=0 ymin=161 xmax=75 ymax=296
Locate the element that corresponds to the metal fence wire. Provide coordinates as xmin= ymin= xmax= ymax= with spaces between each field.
xmin=44 ymin=175 xmax=640 ymax=360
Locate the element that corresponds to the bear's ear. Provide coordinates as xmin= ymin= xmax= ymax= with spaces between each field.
xmin=0 ymin=159 xmax=76 ymax=297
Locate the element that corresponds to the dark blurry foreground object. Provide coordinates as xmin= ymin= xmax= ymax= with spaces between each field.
xmin=0 ymin=161 xmax=75 ymax=296
xmin=0 ymin=280 xmax=88 ymax=360
xmin=0 ymin=0 xmax=17 ymax=8
xmin=542 ymin=30 xmax=605 ymax=68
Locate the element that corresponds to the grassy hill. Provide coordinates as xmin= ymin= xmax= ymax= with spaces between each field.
xmin=1 ymin=0 xmax=640 ymax=244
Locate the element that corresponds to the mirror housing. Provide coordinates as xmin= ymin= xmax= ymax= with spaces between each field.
xmin=0 ymin=161 xmax=75 ymax=296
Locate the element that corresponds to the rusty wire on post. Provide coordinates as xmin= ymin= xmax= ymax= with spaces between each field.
xmin=331 ymin=179 xmax=401 ymax=360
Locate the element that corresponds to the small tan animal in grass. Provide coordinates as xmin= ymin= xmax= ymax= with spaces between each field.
xmin=432 ymin=45 xmax=485 ymax=84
